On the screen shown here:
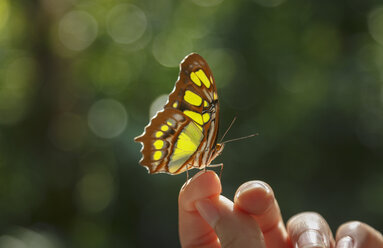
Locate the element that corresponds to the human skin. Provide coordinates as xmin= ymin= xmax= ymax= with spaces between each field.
xmin=178 ymin=170 xmax=383 ymax=248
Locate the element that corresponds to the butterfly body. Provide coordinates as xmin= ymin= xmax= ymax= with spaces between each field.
xmin=135 ymin=53 xmax=223 ymax=175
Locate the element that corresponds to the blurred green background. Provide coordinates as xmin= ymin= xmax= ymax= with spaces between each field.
xmin=0 ymin=0 xmax=382 ymax=247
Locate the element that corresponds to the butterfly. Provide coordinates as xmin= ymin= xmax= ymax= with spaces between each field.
xmin=134 ymin=53 xmax=224 ymax=175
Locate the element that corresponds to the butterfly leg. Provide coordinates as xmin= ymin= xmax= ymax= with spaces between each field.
xmin=209 ymin=163 xmax=224 ymax=180
xmin=186 ymin=164 xmax=190 ymax=182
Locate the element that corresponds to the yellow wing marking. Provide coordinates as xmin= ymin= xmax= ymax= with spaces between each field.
xmin=168 ymin=122 xmax=203 ymax=173
xmin=184 ymin=110 xmax=203 ymax=126
xmin=202 ymin=113 xmax=210 ymax=123
xmin=153 ymin=140 xmax=164 ymax=149
xmin=161 ymin=125 xmax=169 ymax=131
xmin=213 ymin=92 xmax=218 ymax=100
xmin=204 ymin=100 xmax=209 ymax=107
xmin=153 ymin=151 xmax=163 ymax=161
xmin=190 ymin=72 xmax=202 ymax=87
xmin=172 ymin=101 xmax=179 ymax=108
xmin=184 ymin=90 xmax=202 ymax=106
xmin=155 ymin=131 xmax=163 ymax=138
xmin=196 ymin=69 xmax=211 ymax=88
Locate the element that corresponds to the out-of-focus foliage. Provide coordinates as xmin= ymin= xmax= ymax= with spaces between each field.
xmin=0 ymin=0 xmax=382 ymax=247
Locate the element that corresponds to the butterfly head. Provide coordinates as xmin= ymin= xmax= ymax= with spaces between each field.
xmin=211 ymin=143 xmax=225 ymax=162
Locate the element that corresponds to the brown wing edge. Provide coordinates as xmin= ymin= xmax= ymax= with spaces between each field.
xmin=164 ymin=52 xmax=215 ymax=110
xmin=134 ymin=109 xmax=189 ymax=174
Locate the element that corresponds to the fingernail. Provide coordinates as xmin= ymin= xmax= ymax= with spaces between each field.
xmin=195 ymin=198 xmax=220 ymax=228
xmin=336 ymin=236 xmax=354 ymax=248
xmin=235 ymin=181 xmax=270 ymax=199
xmin=296 ymin=230 xmax=325 ymax=248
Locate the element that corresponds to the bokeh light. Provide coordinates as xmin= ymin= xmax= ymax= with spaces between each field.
xmin=58 ymin=10 xmax=98 ymax=51
xmin=368 ymin=6 xmax=383 ymax=46
xmin=172 ymin=2 xmax=213 ymax=40
xmin=88 ymin=47 xmax=133 ymax=95
xmin=149 ymin=94 xmax=168 ymax=119
xmin=0 ymin=235 xmax=27 ymax=248
xmin=0 ymin=0 xmax=9 ymax=31
xmin=76 ymin=168 xmax=115 ymax=213
xmin=88 ymin=99 xmax=128 ymax=138
xmin=152 ymin=31 xmax=193 ymax=67
xmin=204 ymin=49 xmax=238 ymax=88
xmin=0 ymin=228 xmax=63 ymax=248
xmin=107 ymin=4 xmax=147 ymax=45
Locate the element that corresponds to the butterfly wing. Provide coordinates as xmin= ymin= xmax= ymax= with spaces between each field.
xmin=135 ymin=109 xmax=204 ymax=174
xmin=135 ymin=53 xmax=220 ymax=174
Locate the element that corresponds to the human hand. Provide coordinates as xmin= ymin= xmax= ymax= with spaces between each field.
xmin=178 ymin=170 xmax=288 ymax=247
xmin=178 ymin=170 xmax=383 ymax=248
xmin=288 ymin=213 xmax=383 ymax=248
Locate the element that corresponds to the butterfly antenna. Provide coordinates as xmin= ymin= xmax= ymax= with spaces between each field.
xmin=219 ymin=116 xmax=237 ymax=143
xmin=222 ymin=133 xmax=259 ymax=144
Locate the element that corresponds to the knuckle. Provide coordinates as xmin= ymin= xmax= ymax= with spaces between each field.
xmin=215 ymin=216 xmax=263 ymax=248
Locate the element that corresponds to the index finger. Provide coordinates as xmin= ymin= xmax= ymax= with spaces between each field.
xmin=178 ymin=170 xmax=222 ymax=248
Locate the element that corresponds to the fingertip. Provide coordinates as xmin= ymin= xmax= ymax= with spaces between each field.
xmin=234 ymin=181 xmax=274 ymax=215
xmin=336 ymin=221 xmax=383 ymax=248
xmin=287 ymin=212 xmax=334 ymax=248
xmin=179 ymin=170 xmax=222 ymax=212
xmin=234 ymin=181 xmax=290 ymax=247
xmin=180 ymin=170 xmax=219 ymax=193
